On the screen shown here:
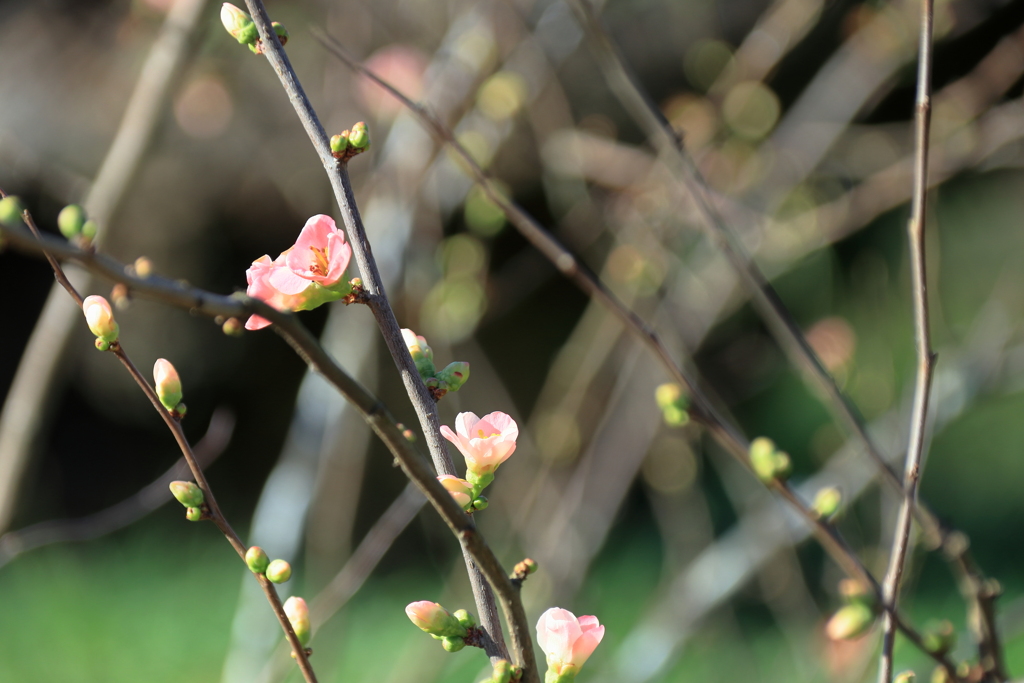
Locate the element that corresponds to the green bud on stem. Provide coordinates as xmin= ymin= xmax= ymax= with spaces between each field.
xmin=169 ymin=481 xmax=205 ymax=508
xmin=58 ymin=204 xmax=86 ymax=239
xmin=245 ymin=546 xmax=270 ymax=574
xmin=266 ymin=559 xmax=292 ymax=583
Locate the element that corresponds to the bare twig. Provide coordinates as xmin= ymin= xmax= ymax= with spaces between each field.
xmin=312 ymin=36 xmax=961 ymax=678
xmin=0 ymin=408 xmax=234 ymax=569
xmin=0 ymin=220 xmax=535 ymax=683
xmin=240 ymin=0 xmax=521 ymax=671
xmin=879 ymin=2 xmax=938 ymax=681
xmin=0 ymin=0 xmax=211 ymax=535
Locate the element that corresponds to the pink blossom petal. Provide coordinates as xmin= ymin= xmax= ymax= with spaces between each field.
xmin=570 ymin=624 xmax=604 ymax=666
xmin=269 ymin=267 xmax=313 ymax=295
xmin=454 ymin=412 xmax=481 ymax=438
xmin=245 ymin=314 xmax=272 ymax=330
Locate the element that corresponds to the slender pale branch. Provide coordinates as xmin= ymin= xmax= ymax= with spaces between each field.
xmin=239 ymin=0 xmax=520 ymax=671
xmin=879 ymin=1 xmax=938 ymax=681
xmin=310 ymin=38 xmax=963 ymax=679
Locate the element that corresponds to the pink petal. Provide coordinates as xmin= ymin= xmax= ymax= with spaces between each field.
xmin=454 ymin=412 xmax=481 ymax=439
xmin=269 ymin=267 xmax=313 ymax=295
xmin=570 ymin=625 xmax=604 ymax=666
xmin=484 ymin=411 xmax=519 ymax=439
xmin=578 ymin=615 xmax=601 ymax=632
xmin=293 ymin=214 xmax=337 ymax=251
xmin=324 ymin=232 xmax=352 ymax=285
xmin=245 ymin=314 xmax=272 ymax=330
xmin=536 ymin=608 xmax=581 ymax=662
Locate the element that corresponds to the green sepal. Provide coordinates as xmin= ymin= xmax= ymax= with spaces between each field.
xmin=466 ymin=470 xmax=494 ymax=498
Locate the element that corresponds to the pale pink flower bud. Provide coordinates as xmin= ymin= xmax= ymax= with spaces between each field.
xmin=153 ymin=359 xmax=183 ymax=411
xmin=404 ymin=601 xmax=465 ymax=637
xmin=440 ymin=411 xmax=518 ymax=476
xmin=437 ymin=475 xmax=473 ymax=510
xmin=220 ymin=3 xmax=258 ymax=45
xmin=284 ymin=596 xmax=311 ymax=646
xmin=536 ymin=608 xmax=604 ymax=678
xmin=402 ymin=328 xmax=435 ymax=378
xmin=82 ymin=295 xmax=119 ymax=343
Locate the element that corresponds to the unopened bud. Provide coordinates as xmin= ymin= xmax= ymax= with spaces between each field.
xmin=826 ymin=603 xmax=875 ymax=641
xmin=471 ymin=496 xmax=488 ymax=511
xmin=655 ymin=383 xmax=689 ymax=426
xmin=284 ymin=596 xmax=311 ymax=645
xmin=57 ymin=204 xmax=85 ymax=239
xmin=169 ymin=480 xmax=205 ymax=508
xmin=174 ymin=402 xmax=188 ymax=418
xmin=0 ymin=196 xmax=23 ymax=227
xmin=330 ymin=132 xmax=349 ymax=157
xmin=437 ymin=475 xmax=473 ymax=511
xmin=749 ymin=436 xmax=790 ymax=483
xmin=95 ymin=339 xmax=110 ymax=352
xmin=404 ymin=601 xmax=467 ymax=638
xmin=222 ymin=317 xmax=244 ymax=336
xmin=272 ymin=21 xmax=288 ymax=46
xmin=134 ymin=256 xmax=153 ymax=278
xmin=931 ymin=666 xmax=951 ymax=683
xmin=348 ymin=121 xmax=370 ymax=150
xmin=81 ymin=219 xmax=98 ymax=241
xmin=436 ymin=362 xmax=470 ymax=393
xmin=220 ymin=3 xmax=258 ymax=45
xmin=401 ymin=328 xmax=435 ymax=378
xmin=490 ymin=660 xmax=512 ymax=683
xmin=894 ymin=672 xmax=915 ymax=683
xmin=813 ymin=486 xmax=842 ymax=520
xmin=838 ymin=578 xmax=874 ymax=606
xmin=921 ymin=619 xmax=956 ymax=655
xmin=513 ymin=558 xmax=538 ymax=576
xmin=83 ymin=295 xmax=119 ymax=343
xmin=185 ymin=506 xmax=203 ymax=521
xmin=245 ymin=546 xmax=270 ymax=574
xmin=453 ymin=609 xmax=476 ymax=629
xmin=441 ymin=636 xmax=465 ymax=652
xmin=111 ymin=283 xmax=130 ymax=310
xmin=266 ymin=559 xmax=292 ymax=583
xmin=153 ymin=359 xmax=183 ymax=412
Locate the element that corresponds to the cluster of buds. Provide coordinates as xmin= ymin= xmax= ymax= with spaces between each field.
xmin=330 ymin=122 xmax=371 ymax=161
xmin=511 ymin=558 xmax=538 ymax=584
xmin=169 ymin=481 xmax=207 ymax=522
xmin=825 ymin=578 xmax=877 ymax=641
xmin=405 ymin=601 xmax=475 ymax=652
xmin=654 ymin=383 xmax=689 ymax=427
xmin=154 ymin=359 xmax=187 ymax=418
xmin=748 ymin=436 xmax=792 ymax=484
xmin=401 ymin=329 xmax=470 ymax=400
xmin=57 ymin=203 xmax=98 ymax=246
xmin=82 ymin=295 xmax=120 ymax=350
xmin=220 ymin=3 xmax=288 ymax=54
xmin=245 ymin=546 xmax=294 ymax=584
xmin=440 ymin=411 xmax=518 ymax=499
xmin=537 ymin=608 xmax=604 ymax=683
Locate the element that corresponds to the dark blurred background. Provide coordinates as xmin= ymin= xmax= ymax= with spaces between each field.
xmin=3 ymin=0 xmax=1024 ymax=681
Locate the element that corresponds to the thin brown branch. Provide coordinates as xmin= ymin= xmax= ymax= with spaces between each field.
xmin=0 ymin=219 xmax=534 ymax=683
xmin=240 ymin=0 xmax=521 ymax=671
xmin=312 ymin=35 xmax=962 ymax=679
xmin=879 ymin=1 xmax=938 ymax=680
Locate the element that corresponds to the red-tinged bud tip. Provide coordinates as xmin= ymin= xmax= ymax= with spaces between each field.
xmin=266 ymin=559 xmax=292 ymax=583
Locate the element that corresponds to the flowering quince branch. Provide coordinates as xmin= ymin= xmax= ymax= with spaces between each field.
xmin=304 ymin=41 xmax=967 ymax=680
xmin=0 ymin=196 xmax=319 ymax=682
xmin=233 ymin=0 xmax=533 ymax=673
xmin=0 ymin=213 xmax=541 ymax=680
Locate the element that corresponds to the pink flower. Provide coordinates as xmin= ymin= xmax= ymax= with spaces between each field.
xmin=280 ymin=214 xmax=352 ymax=289
xmin=437 ymin=475 xmax=473 ymax=510
xmin=440 ymin=411 xmax=518 ymax=476
xmin=243 ymin=215 xmax=353 ymax=330
xmin=244 ymin=254 xmax=307 ymax=330
xmin=536 ymin=608 xmax=604 ymax=677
